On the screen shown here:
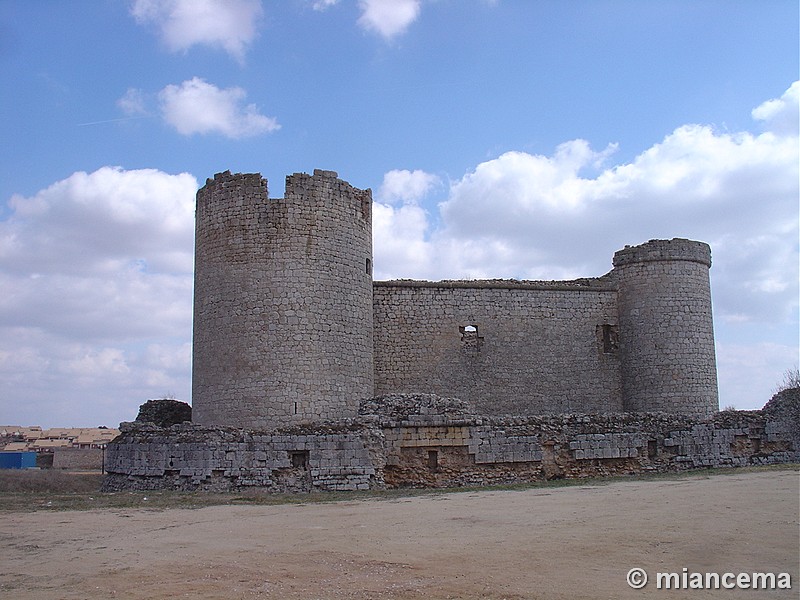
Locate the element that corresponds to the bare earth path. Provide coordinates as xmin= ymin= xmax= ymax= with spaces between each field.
xmin=1 ymin=469 xmax=798 ymax=599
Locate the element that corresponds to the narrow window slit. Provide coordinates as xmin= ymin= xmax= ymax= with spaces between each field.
xmin=427 ymin=450 xmax=439 ymax=471
xmin=647 ymin=440 xmax=657 ymax=459
xmin=601 ymin=324 xmax=619 ymax=354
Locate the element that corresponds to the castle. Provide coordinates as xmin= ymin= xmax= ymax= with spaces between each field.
xmin=192 ymin=169 xmax=718 ymax=427
xmin=104 ymin=169 xmax=797 ymax=492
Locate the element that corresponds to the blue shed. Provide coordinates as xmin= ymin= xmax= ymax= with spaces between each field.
xmin=0 ymin=451 xmax=37 ymax=469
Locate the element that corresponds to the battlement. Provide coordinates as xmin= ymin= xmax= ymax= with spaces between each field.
xmin=109 ymin=167 xmax=764 ymax=494
xmin=284 ymin=169 xmax=372 ymax=225
xmin=197 ymin=170 xmax=371 ymax=227
xmin=197 ymin=171 xmax=268 ymax=203
xmin=203 ymin=169 xmax=267 ymax=189
xmin=613 ymin=238 xmax=712 ymax=268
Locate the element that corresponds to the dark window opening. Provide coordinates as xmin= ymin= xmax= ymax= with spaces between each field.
xmin=751 ymin=438 xmax=761 ymax=454
xmin=294 ymin=402 xmax=298 ymax=415
xmin=290 ymin=450 xmax=309 ymax=469
xmin=366 ymin=257 xmax=372 ymax=275
xmin=427 ymin=450 xmax=439 ymax=471
xmin=460 ymin=325 xmax=484 ymax=352
xmin=601 ymin=324 xmax=619 ymax=354
xmin=647 ymin=440 xmax=658 ymax=459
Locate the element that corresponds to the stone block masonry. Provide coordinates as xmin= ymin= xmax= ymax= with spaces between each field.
xmin=192 ymin=170 xmax=373 ymax=429
xmin=52 ymin=448 xmax=104 ymax=470
xmin=107 ymin=168 xmax=746 ymax=492
xmin=613 ymin=239 xmax=718 ymax=418
xmin=104 ymin=421 xmax=385 ymax=493
xmin=104 ymin=390 xmax=799 ymax=492
xmin=373 ymin=238 xmax=718 ymax=420
xmin=191 ymin=170 xmax=718 ymax=424
xmin=373 ymin=280 xmax=622 ymax=416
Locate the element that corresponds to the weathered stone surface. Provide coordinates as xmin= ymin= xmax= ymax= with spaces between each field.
xmin=52 ymin=448 xmax=104 ymax=470
xmin=613 ymin=239 xmax=718 ymax=419
xmin=192 ymin=171 xmax=718 ymax=428
xmin=104 ymin=393 xmax=798 ymax=492
xmin=135 ymin=399 xmax=192 ymax=427
xmin=103 ymin=420 xmax=384 ymax=492
xmin=106 ymin=171 xmax=750 ymax=493
xmin=192 ymin=170 xmax=373 ymax=429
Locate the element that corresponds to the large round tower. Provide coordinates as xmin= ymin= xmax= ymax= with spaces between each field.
xmin=192 ymin=169 xmax=374 ymax=429
xmin=612 ymin=238 xmax=718 ymax=419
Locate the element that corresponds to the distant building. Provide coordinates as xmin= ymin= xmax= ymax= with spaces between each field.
xmin=0 ymin=427 xmax=120 ymax=452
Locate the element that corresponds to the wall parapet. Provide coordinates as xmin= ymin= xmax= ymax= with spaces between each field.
xmin=374 ymin=277 xmax=616 ymax=292
xmin=612 ymin=237 xmax=712 ymax=268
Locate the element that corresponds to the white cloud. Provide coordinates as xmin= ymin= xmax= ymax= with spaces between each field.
xmin=752 ymin=80 xmax=799 ymax=136
xmin=117 ymin=87 xmax=149 ymax=116
xmin=312 ymin=0 xmax=340 ymax=10
xmin=2 ymin=83 xmax=797 ymax=426
xmin=0 ymin=167 xmax=196 ymax=426
xmin=0 ymin=329 xmax=191 ymax=427
xmin=373 ymin=202 xmax=432 ymax=280
xmin=130 ymin=0 xmax=263 ymax=63
xmin=158 ymin=77 xmax=280 ymax=138
xmin=427 ymin=88 xmax=799 ymax=322
xmin=357 ymin=0 xmax=421 ymax=39
xmin=3 ymin=166 xmax=196 ymax=277
xmin=377 ymin=169 xmax=441 ymax=205
xmin=371 ymin=169 xmax=441 ymax=278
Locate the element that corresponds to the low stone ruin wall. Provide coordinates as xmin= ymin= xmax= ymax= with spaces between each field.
xmin=379 ymin=405 xmax=797 ymax=488
xmin=52 ymin=448 xmax=104 ymax=471
xmin=103 ymin=389 xmax=799 ymax=492
xmin=103 ymin=421 xmax=385 ymax=492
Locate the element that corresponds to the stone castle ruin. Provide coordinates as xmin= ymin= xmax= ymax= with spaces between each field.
xmin=104 ymin=170 xmax=798 ymax=492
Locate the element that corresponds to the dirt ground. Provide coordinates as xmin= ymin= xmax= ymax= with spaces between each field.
xmin=1 ymin=469 xmax=798 ymax=599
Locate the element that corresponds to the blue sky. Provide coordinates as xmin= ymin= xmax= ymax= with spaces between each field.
xmin=0 ymin=0 xmax=797 ymax=428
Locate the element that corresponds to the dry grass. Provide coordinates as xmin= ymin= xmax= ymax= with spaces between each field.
xmin=0 ymin=469 xmax=102 ymax=493
xmin=0 ymin=464 xmax=795 ymax=514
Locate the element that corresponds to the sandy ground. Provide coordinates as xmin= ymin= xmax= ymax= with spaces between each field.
xmin=1 ymin=469 xmax=798 ymax=600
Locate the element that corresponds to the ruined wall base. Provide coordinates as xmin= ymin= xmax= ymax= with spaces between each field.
xmin=104 ymin=390 xmax=799 ymax=492
xmin=102 ymin=421 xmax=386 ymax=493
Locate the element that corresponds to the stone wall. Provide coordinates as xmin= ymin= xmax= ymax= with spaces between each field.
xmin=372 ymin=238 xmax=718 ymax=420
xmin=373 ymin=280 xmax=622 ymax=415
xmin=104 ymin=390 xmax=798 ymax=492
xmin=613 ymin=239 xmax=718 ymax=418
xmin=375 ymin=400 xmax=797 ymax=489
xmin=52 ymin=448 xmax=103 ymax=470
xmin=191 ymin=166 xmax=718 ymax=427
xmin=192 ymin=170 xmax=373 ymax=429
xmin=103 ymin=421 xmax=384 ymax=492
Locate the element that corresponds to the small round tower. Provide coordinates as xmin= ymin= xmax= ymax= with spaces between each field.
xmin=612 ymin=238 xmax=718 ymax=419
xmin=192 ymin=169 xmax=374 ymax=429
